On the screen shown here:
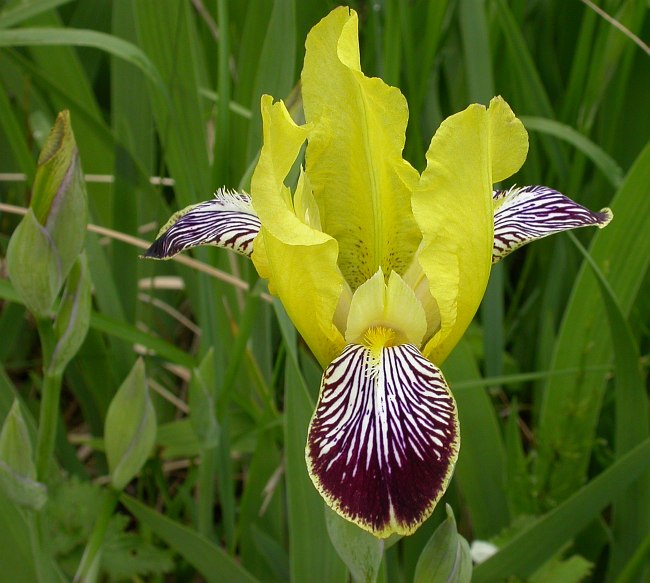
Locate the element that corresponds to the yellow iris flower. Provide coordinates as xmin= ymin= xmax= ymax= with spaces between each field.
xmin=145 ymin=7 xmax=611 ymax=537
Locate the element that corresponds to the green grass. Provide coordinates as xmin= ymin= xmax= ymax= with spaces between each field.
xmin=0 ymin=1 xmax=649 ymax=581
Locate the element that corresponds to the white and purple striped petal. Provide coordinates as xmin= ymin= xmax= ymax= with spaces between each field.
xmin=144 ymin=189 xmax=260 ymax=259
xmin=492 ymin=185 xmax=613 ymax=263
xmin=306 ymin=342 xmax=459 ymax=537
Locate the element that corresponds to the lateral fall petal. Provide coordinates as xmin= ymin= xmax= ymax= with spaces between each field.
xmin=492 ymin=185 xmax=613 ymax=263
xmin=144 ymin=189 xmax=260 ymax=259
xmin=306 ymin=341 xmax=459 ymax=537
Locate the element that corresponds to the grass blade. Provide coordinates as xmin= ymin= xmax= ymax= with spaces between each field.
xmin=443 ymin=340 xmax=510 ymax=537
xmin=0 ymin=28 xmax=167 ymax=100
xmin=122 ymin=495 xmax=260 ymax=583
xmin=521 ymin=116 xmax=625 ymax=189
xmin=473 ymin=437 xmax=650 ymax=582
xmin=536 ymin=140 xmax=650 ymax=506
xmin=275 ymin=303 xmax=347 ymax=583
xmin=569 ymin=233 xmax=650 ymax=581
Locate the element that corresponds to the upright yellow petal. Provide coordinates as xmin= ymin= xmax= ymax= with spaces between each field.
xmin=488 ymin=96 xmax=529 ymax=183
xmin=251 ymin=96 xmax=346 ymax=367
xmin=414 ymin=98 xmax=527 ymax=364
xmin=301 ymin=7 xmax=421 ymax=291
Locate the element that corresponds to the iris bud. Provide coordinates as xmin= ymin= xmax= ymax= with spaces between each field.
xmin=50 ymin=254 xmax=92 ymax=376
xmin=0 ymin=400 xmax=47 ymax=509
xmin=413 ymin=505 xmax=472 ymax=583
xmin=105 ymin=359 xmax=157 ymax=490
xmin=7 ymin=110 xmax=88 ymax=317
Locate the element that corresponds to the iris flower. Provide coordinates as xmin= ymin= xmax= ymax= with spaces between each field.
xmin=145 ymin=7 xmax=612 ymax=537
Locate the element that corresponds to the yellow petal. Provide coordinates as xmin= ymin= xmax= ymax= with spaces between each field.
xmin=414 ymin=98 xmax=527 ymax=364
xmin=345 ymin=268 xmax=427 ymax=347
xmin=250 ymin=95 xmax=345 ymax=367
xmin=258 ymin=226 xmax=345 ymax=367
xmin=487 ymin=96 xmax=529 ymax=183
xmin=301 ymin=7 xmax=421 ymax=290
xmin=294 ymin=169 xmax=322 ymax=231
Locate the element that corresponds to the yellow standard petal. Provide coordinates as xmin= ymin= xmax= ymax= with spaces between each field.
xmin=301 ymin=7 xmax=421 ymax=291
xmin=251 ymin=95 xmax=346 ymax=367
xmin=414 ymin=98 xmax=528 ymax=364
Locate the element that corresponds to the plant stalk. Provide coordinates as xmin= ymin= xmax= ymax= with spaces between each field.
xmin=73 ymin=488 xmax=120 ymax=582
xmin=34 ymin=318 xmax=63 ymax=482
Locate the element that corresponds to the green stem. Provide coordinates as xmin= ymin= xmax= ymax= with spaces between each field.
xmin=34 ymin=318 xmax=63 ymax=482
xmin=74 ymin=488 xmax=120 ymax=582
xmin=197 ymin=444 xmax=217 ymax=538
xmin=28 ymin=512 xmax=51 ymax=583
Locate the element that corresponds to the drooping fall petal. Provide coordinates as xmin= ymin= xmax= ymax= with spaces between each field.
xmin=144 ymin=189 xmax=260 ymax=259
xmin=492 ymin=185 xmax=613 ymax=263
xmin=307 ymin=341 xmax=459 ymax=537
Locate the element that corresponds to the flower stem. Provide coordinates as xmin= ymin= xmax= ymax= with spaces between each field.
xmin=197 ymin=444 xmax=217 ymax=538
xmin=73 ymin=488 xmax=120 ymax=582
xmin=28 ymin=512 xmax=53 ymax=583
xmin=34 ymin=317 xmax=63 ymax=482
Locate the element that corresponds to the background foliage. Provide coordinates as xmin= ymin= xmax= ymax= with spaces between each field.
xmin=0 ymin=0 xmax=649 ymax=581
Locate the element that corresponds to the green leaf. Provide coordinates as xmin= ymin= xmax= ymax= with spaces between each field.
xmin=0 ymin=82 xmax=35 ymax=180
xmin=536 ymin=140 xmax=650 ymax=505
xmin=325 ymin=507 xmax=384 ymax=583
xmin=89 ymin=311 xmax=196 ymax=368
xmin=102 ymin=513 xmax=174 ymax=580
xmin=521 ymin=116 xmax=624 ymax=188
xmin=133 ymin=0 xmax=210 ymax=207
xmin=443 ymin=339 xmax=510 ymax=537
xmin=414 ymin=505 xmax=472 ymax=583
xmin=569 ymin=233 xmax=650 ymax=581
xmin=275 ymin=302 xmax=346 ymax=583
xmin=529 ymin=554 xmax=593 ymax=583
xmin=244 ymin=0 xmax=297 ymax=164
xmin=121 ymin=495 xmax=260 ymax=583
xmin=0 ymin=490 xmax=38 ymax=581
xmin=0 ymin=0 xmax=74 ymax=29
xmin=0 ymin=28 xmax=167 ymax=102
xmin=188 ymin=348 xmax=219 ymax=449
xmin=504 ymin=401 xmax=537 ymax=516
xmin=473 ymin=438 xmax=650 ymax=582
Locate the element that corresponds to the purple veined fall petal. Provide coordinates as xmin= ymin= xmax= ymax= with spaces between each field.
xmin=306 ymin=341 xmax=459 ymax=537
xmin=144 ymin=188 xmax=261 ymax=260
xmin=492 ymin=185 xmax=613 ymax=263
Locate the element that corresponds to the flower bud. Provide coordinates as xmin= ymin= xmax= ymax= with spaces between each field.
xmin=413 ymin=505 xmax=472 ymax=583
xmin=50 ymin=254 xmax=92 ymax=376
xmin=7 ymin=110 xmax=88 ymax=317
xmin=325 ymin=507 xmax=384 ymax=583
xmin=105 ymin=359 xmax=157 ymax=490
xmin=0 ymin=400 xmax=47 ymax=509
